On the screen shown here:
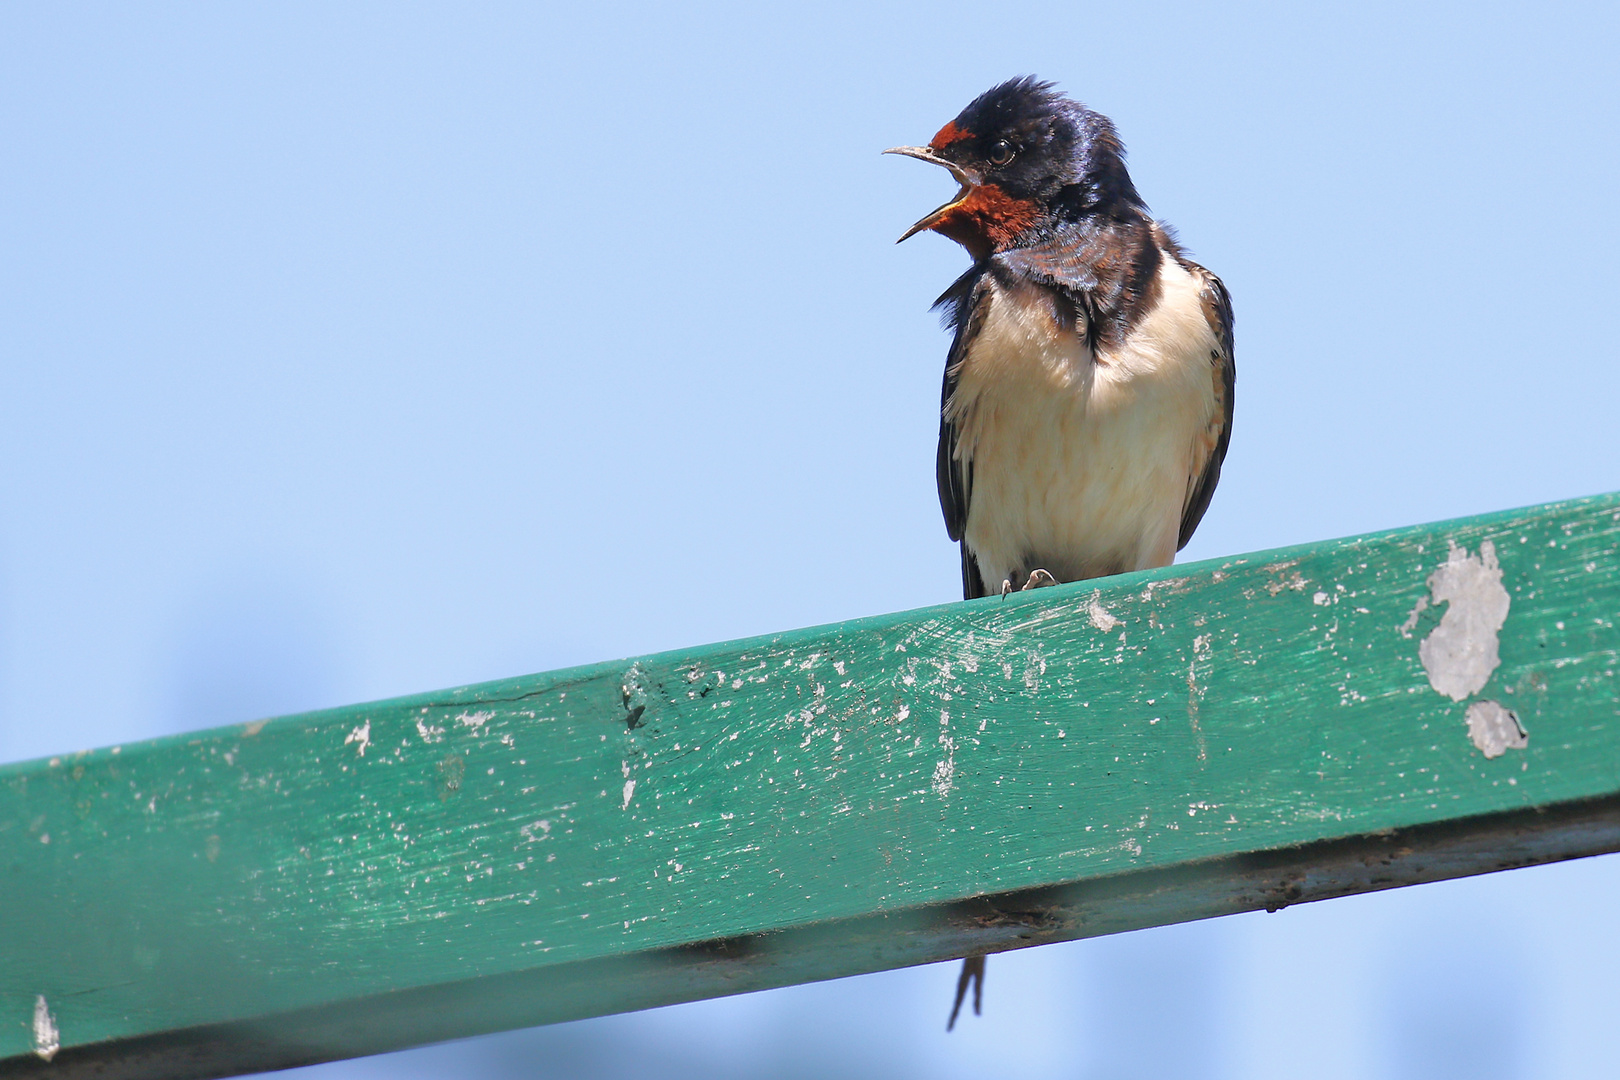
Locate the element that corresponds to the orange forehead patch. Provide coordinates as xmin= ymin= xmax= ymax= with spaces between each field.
xmin=929 ymin=120 xmax=972 ymax=149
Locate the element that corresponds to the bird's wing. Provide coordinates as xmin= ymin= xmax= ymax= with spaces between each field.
xmin=1174 ymin=257 xmax=1235 ymax=550
xmin=932 ymin=265 xmax=991 ymax=599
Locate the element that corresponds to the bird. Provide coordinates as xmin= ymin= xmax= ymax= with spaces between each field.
xmin=885 ymin=78 xmax=1234 ymax=1028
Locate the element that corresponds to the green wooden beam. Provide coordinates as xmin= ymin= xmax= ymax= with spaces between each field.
xmin=4 ymin=494 xmax=1619 ymax=1078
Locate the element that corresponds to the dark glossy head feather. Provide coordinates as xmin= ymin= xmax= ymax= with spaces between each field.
xmin=929 ymin=77 xmax=1145 ymax=222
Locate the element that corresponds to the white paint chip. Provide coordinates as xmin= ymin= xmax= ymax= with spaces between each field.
xmin=1464 ymin=700 xmax=1529 ymax=758
xmin=1086 ymin=591 xmax=1121 ymax=632
xmin=621 ymin=779 xmax=636 ymax=810
xmin=1417 ymin=540 xmax=1511 ymax=701
xmin=931 ymin=749 xmax=955 ymax=798
xmin=33 ymin=995 xmax=59 ymax=1062
xmin=455 ymin=710 xmax=495 ymax=733
xmin=344 ymin=720 xmax=371 ymax=757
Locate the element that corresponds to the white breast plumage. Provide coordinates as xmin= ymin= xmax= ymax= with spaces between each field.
xmin=947 ymin=248 xmax=1222 ymax=591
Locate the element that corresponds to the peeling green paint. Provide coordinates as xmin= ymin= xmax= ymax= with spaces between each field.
xmin=2 ymin=494 xmax=1619 ymax=1078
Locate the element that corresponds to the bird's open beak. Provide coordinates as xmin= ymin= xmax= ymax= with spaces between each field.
xmin=883 ymin=146 xmax=975 ymax=243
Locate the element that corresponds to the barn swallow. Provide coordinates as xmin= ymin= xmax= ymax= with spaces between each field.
xmin=886 ymin=78 xmax=1234 ymax=1028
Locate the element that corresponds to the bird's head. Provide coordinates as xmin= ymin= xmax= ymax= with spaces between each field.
xmin=886 ymin=77 xmax=1143 ymax=259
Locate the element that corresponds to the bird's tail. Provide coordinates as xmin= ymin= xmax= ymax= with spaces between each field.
xmin=946 ymin=955 xmax=986 ymax=1031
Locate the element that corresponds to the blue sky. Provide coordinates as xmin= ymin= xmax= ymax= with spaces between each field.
xmin=3 ymin=3 xmax=1618 ymax=1077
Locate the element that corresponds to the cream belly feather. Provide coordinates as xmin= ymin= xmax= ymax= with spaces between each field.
xmin=949 ymin=249 xmax=1221 ymax=590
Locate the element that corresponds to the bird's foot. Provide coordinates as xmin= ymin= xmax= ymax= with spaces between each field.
xmin=1000 ymin=569 xmax=1058 ymax=597
xmin=947 ymin=955 xmax=986 ymax=1030
xmin=1022 ymin=568 xmax=1058 ymax=590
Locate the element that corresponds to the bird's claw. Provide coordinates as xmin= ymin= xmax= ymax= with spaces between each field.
xmin=1000 ymin=569 xmax=1058 ymax=597
xmin=1022 ymin=568 xmax=1058 ymax=590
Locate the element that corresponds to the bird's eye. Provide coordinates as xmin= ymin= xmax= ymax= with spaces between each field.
xmin=989 ymin=139 xmax=1016 ymax=166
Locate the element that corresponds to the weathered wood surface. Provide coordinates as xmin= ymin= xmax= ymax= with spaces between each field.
xmin=3 ymin=493 xmax=1619 ymax=1078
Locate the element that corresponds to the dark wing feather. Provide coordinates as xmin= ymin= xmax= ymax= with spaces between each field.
xmin=959 ymin=543 xmax=987 ymax=601
xmin=932 ymin=266 xmax=992 ymax=598
xmin=1175 ymin=259 xmax=1235 ymax=550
